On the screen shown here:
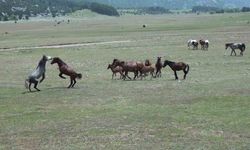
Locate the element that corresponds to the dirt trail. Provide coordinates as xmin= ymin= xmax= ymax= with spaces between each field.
xmin=0 ymin=40 xmax=132 ymax=52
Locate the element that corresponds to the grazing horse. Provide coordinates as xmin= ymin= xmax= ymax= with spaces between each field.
xmin=204 ymin=40 xmax=209 ymax=50
xmin=51 ymin=57 xmax=82 ymax=88
xmin=163 ymin=60 xmax=189 ymax=80
xmin=225 ymin=43 xmax=246 ymax=56
xmin=199 ymin=39 xmax=209 ymax=50
xmin=25 ymin=55 xmax=52 ymax=92
xmin=112 ymin=59 xmax=143 ymax=80
xmin=188 ymin=39 xmax=198 ymax=50
xmin=155 ymin=57 xmax=163 ymax=77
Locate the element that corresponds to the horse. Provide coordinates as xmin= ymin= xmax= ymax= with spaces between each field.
xmin=107 ymin=64 xmax=124 ymax=79
xmin=163 ymin=60 xmax=189 ymax=80
xmin=140 ymin=65 xmax=155 ymax=80
xmin=51 ymin=57 xmax=82 ymax=88
xmin=204 ymin=40 xmax=209 ymax=50
xmin=155 ymin=57 xmax=163 ymax=77
xmin=112 ymin=59 xmax=143 ymax=80
xmin=225 ymin=43 xmax=246 ymax=56
xmin=188 ymin=39 xmax=198 ymax=50
xmin=25 ymin=55 xmax=52 ymax=92
xmin=199 ymin=39 xmax=209 ymax=50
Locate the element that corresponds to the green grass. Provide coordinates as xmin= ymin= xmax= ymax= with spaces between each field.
xmin=0 ymin=13 xmax=250 ymax=149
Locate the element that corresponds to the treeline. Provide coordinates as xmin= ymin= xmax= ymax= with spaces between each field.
xmin=0 ymin=0 xmax=119 ymax=21
xmin=119 ymin=7 xmax=172 ymax=15
xmin=192 ymin=6 xmax=250 ymax=14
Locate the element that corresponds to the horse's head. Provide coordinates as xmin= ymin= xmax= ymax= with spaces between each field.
xmin=42 ymin=55 xmax=52 ymax=61
xmin=112 ymin=59 xmax=119 ymax=65
xmin=107 ymin=64 xmax=112 ymax=69
xmin=145 ymin=59 xmax=151 ymax=66
xmin=51 ymin=57 xmax=60 ymax=65
xmin=225 ymin=43 xmax=232 ymax=49
xmin=163 ymin=60 xmax=169 ymax=67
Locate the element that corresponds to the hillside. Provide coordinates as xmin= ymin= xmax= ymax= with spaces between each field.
xmin=84 ymin=0 xmax=250 ymax=9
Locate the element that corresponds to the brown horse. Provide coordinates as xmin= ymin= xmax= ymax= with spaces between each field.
xmin=155 ymin=57 xmax=163 ymax=77
xmin=163 ymin=60 xmax=189 ymax=80
xmin=112 ymin=59 xmax=143 ymax=80
xmin=107 ymin=64 xmax=124 ymax=79
xmin=51 ymin=57 xmax=82 ymax=88
xmin=199 ymin=39 xmax=206 ymax=50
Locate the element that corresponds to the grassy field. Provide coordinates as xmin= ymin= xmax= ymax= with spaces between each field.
xmin=0 ymin=13 xmax=250 ymax=149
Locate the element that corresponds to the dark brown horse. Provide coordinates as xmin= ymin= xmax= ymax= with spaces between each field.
xmin=163 ymin=60 xmax=189 ymax=80
xmin=51 ymin=57 xmax=82 ymax=88
xmin=112 ymin=59 xmax=143 ymax=80
xmin=155 ymin=57 xmax=163 ymax=77
xmin=199 ymin=39 xmax=206 ymax=50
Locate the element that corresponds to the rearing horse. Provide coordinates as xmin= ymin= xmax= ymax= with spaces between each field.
xmin=51 ymin=57 xmax=82 ymax=88
xmin=25 ymin=55 xmax=52 ymax=92
xmin=163 ymin=60 xmax=189 ymax=80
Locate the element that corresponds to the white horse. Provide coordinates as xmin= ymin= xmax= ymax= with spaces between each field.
xmin=187 ymin=39 xmax=198 ymax=49
xmin=204 ymin=40 xmax=209 ymax=50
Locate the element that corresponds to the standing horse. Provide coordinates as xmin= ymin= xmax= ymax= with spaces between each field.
xmin=188 ymin=39 xmax=198 ymax=50
xmin=155 ymin=57 xmax=163 ymax=77
xmin=25 ymin=55 xmax=52 ymax=92
xmin=163 ymin=60 xmax=189 ymax=80
xmin=199 ymin=39 xmax=209 ymax=50
xmin=51 ymin=57 xmax=82 ymax=88
xmin=225 ymin=43 xmax=246 ymax=56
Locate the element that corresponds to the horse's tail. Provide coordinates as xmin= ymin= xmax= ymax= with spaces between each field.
xmin=185 ymin=64 xmax=190 ymax=74
xmin=77 ymin=73 xmax=82 ymax=79
xmin=25 ymin=79 xmax=29 ymax=89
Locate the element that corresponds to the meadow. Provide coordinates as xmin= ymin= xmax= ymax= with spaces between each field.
xmin=0 ymin=13 xmax=250 ymax=149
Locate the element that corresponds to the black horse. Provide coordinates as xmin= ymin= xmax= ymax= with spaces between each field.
xmin=25 ymin=55 xmax=52 ymax=92
xmin=225 ymin=43 xmax=246 ymax=56
xmin=163 ymin=60 xmax=189 ymax=80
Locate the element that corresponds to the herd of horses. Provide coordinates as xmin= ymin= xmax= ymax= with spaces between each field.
xmin=188 ymin=39 xmax=246 ymax=56
xmin=108 ymin=58 xmax=189 ymax=81
xmin=25 ymin=40 xmax=246 ymax=92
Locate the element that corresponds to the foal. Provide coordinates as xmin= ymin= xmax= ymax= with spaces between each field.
xmin=51 ymin=57 xmax=82 ymax=88
xmin=163 ymin=60 xmax=189 ymax=80
xmin=25 ymin=55 xmax=52 ymax=92
xmin=107 ymin=64 xmax=124 ymax=79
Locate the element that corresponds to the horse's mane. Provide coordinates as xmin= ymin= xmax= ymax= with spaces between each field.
xmin=54 ymin=57 xmax=67 ymax=65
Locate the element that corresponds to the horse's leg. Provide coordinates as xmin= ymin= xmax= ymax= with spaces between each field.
xmin=233 ymin=49 xmax=237 ymax=56
xmin=59 ymin=73 xmax=66 ymax=79
xmin=112 ymin=73 xmax=114 ymax=79
xmin=40 ymin=73 xmax=45 ymax=83
xmin=68 ymin=78 xmax=73 ymax=88
xmin=71 ymin=79 xmax=76 ymax=88
xmin=174 ymin=71 xmax=178 ymax=80
xmin=133 ymin=71 xmax=138 ymax=80
xmin=34 ymin=80 xmax=40 ymax=91
xmin=183 ymin=70 xmax=187 ymax=79
xmin=230 ymin=48 xmax=233 ymax=56
xmin=29 ymin=82 xmax=32 ymax=92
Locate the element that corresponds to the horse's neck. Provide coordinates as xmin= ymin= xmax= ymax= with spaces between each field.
xmin=37 ymin=60 xmax=46 ymax=69
xmin=57 ymin=60 xmax=67 ymax=67
xmin=167 ymin=61 xmax=175 ymax=67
